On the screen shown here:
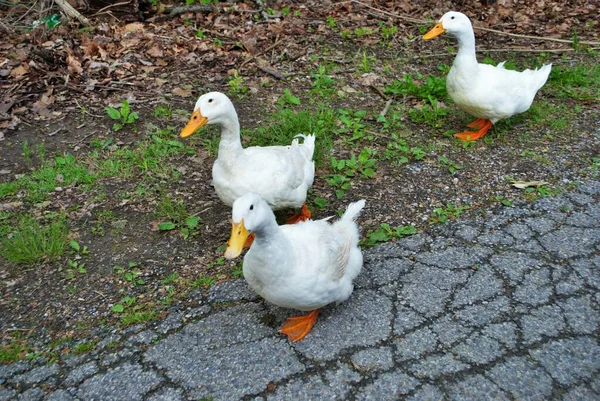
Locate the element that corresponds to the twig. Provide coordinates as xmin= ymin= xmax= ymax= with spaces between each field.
xmin=370 ymin=85 xmax=389 ymax=101
xmin=380 ymin=99 xmax=393 ymax=117
xmin=348 ymin=0 xmax=600 ymax=46
xmin=92 ymin=0 xmax=131 ymax=17
xmin=54 ymin=0 xmax=91 ymax=26
xmin=69 ymin=131 xmax=97 ymax=146
xmin=257 ymin=65 xmax=284 ymax=80
xmin=168 ymin=4 xmax=215 ymax=18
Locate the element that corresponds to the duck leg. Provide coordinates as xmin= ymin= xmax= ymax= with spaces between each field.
xmin=286 ymin=203 xmax=312 ymax=224
xmin=279 ymin=309 xmax=320 ymax=342
xmin=455 ymin=118 xmax=493 ymax=141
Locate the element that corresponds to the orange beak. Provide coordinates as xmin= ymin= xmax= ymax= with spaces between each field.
xmin=180 ymin=110 xmax=208 ymax=138
xmin=423 ymin=23 xmax=445 ymax=40
xmin=224 ymin=219 xmax=250 ymax=260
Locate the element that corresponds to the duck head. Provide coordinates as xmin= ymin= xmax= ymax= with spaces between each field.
xmin=423 ymin=11 xmax=472 ymax=40
xmin=224 ymin=193 xmax=273 ymax=259
xmin=180 ymin=91 xmax=236 ymax=138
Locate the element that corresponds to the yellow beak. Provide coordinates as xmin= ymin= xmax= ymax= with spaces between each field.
xmin=224 ymin=219 xmax=250 ymax=260
xmin=423 ymin=23 xmax=445 ymax=40
xmin=180 ymin=110 xmax=208 ymax=138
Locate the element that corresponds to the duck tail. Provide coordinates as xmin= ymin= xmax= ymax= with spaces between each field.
xmin=531 ymin=63 xmax=552 ymax=92
xmin=341 ymin=199 xmax=366 ymax=222
xmin=293 ymin=134 xmax=316 ymax=161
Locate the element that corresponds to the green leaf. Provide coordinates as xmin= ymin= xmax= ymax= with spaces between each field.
xmin=112 ymin=123 xmax=123 ymax=131
xmin=181 ymin=227 xmax=190 ymax=240
xmin=111 ymin=304 xmax=124 ymax=313
xmin=185 ymin=216 xmax=200 ymax=229
xmin=335 ymin=189 xmax=345 ymax=199
xmin=105 ymin=107 xmax=121 ymax=120
xmin=120 ymin=100 xmax=130 ymax=119
xmin=55 ymin=156 xmax=66 ymax=165
xmin=167 ymin=140 xmax=184 ymax=148
xmin=69 ymin=240 xmax=81 ymax=252
xmin=158 ymin=222 xmax=176 ymax=231
xmin=362 ymin=168 xmax=375 ymax=178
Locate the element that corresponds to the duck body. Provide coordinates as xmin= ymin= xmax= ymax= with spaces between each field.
xmin=224 ymin=192 xmax=365 ymax=341
xmin=180 ymin=92 xmax=315 ymax=213
xmin=424 ymin=11 xmax=552 ymax=140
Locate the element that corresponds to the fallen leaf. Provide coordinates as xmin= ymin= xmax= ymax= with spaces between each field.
xmin=10 ymin=65 xmax=28 ymax=78
xmin=147 ymin=45 xmax=163 ymax=58
xmin=511 ymin=180 xmax=549 ymax=189
xmin=66 ymin=54 xmax=83 ymax=75
xmin=172 ymin=87 xmax=192 ymax=97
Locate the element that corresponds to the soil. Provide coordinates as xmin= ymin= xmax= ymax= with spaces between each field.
xmin=0 ymin=0 xmax=599 ymax=356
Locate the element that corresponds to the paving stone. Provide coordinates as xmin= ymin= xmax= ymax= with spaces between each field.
xmin=397 ymin=234 xmax=428 ymax=251
xmin=395 ymin=327 xmax=438 ymax=362
xmin=369 ymin=258 xmax=412 ymax=286
xmin=77 ymin=362 xmax=161 ymax=401
xmin=568 ymin=192 xmax=595 ymax=205
xmin=561 ymin=385 xmax=597 ymax=401
xmin=293 ymin=290 xmax=392 ymax=360
xmin=44 ymin=389 xmax=76 ymax=401
xmin=477 ymin=231 xmax=514 ymax=246
xmin=524 ymin=217 xmax=557 ymax=235
xmin=486 ymin=357 xmax=553 ymax=400
xmin=559 ymin=296 xmax=600 ymax=334
xmin=394 ymin=305 xmax=426 ymax=335
xmin=407 ymin=384 xmax=444 ymax=401
xmin=12 ymin=364 xmax=59 ymax=385
xmin=431 ymin=316 xmax=472 ymax=346
xmin=505 ymin=222 xmax=534 ymax=241
xmin=146 ymin=387 xmax=184 ymax=401
xmin=351 ymin=347 xmax=394 ymax=371
xmin=539 ymin=226 xmax=596 ymax=259
xmin=355 ymin=371 xmax=420 ymax=400
xmin=490 ymin=251 xmax=541 ymax=283
xmin=454 ymin=225 xmax=480 ymax=242
xmin=0 ymin=388 xmax=17 ymax=401
xmin=267 ymin=364 xmax=359 ymax=401
xmin=482 ymin=322 xmax=518 ymax=349
xmin=566 ymin=211 xmax=597 ymax=227
xmin=448 ymin=374 xmax=509 ymax=401
xmin=521 ymin=304 xmax=566 ymax=345
xmin=452 ymin=268 xmax=503 ymax=307
xmin=17 ymin=387 xmax=44 ymax=401
xmin=127 ymin=330 xmax=158 ymax=345
xmin=529 ymin=337 xmax=600 ymax=386
xmin=155 ymin=311 xmax=184 ymax=334
xmin=570 ymin=258 xmax=600 ymax=290
xmin=63 ymin=361 xmax=98 ymax=386
xmin=512 ymin=239 xmax=545 ymax=253
xmin=408 ymin=353 xmax=469 ymax=379
xmin=514 ymin=267 xmax=552 ymax=306
xmin=578 ymin=180 xmax=600 ymax=195
xmin=0 ymin=361 xmax=29 ymax=379
xmin=452 ymin=334 xmax=503 ymax=365
xmin=206 ymin=279 xmax=260 ymax=303
xmin=454 ymin=296 xmax=510 ymax=327
xmin=533 ymin=196 xmax=573 ymax=213
xmin=415 ymin=246 xmax=492 ymax=270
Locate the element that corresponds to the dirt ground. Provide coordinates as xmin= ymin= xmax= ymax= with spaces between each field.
xmin=1 ymin=0 xmax=599 ymax=359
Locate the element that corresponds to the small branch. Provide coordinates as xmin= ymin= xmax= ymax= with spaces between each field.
xmin=91 ymin=0 xmax=132 ymax=17
xmin=54 ymin=0 xmax=91 ymax=26
xmin=257 ymin=65 xmax=284 ymax=79
xmin=370 ymin=85 xmax=389 ymax=101
xmin=168 ymin=4 xmax=215 ymax=18
xmin=380 ymin=99 xmax=393 ymax=117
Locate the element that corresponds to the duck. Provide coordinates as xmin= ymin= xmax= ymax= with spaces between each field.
xmin=423 ymin=11 xmax=552 ymax=141
xmin=180 ymin=92 xmax=315 ymax=223
xmin=224 ymin=192 xmax=365 ymax=342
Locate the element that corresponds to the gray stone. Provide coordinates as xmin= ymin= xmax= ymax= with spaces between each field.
xmin=397 ymin=234 xmax=427 ymax=251
xmin=568 ymin=192 xmax=595 ymax=205
xmin=454 ymin=296 xmax=510 ymax=327
xmin=407 ymin=384 xmax=444 ymax=401
xmin=566 ymin=211 xmax=597 ymax=227
xmin=477 ymin=231 xmax=514 ymax=246
xmin=415 ymin=246 xmax=492 ymax=270
xmin=0 ymin=388 xmax=17 ymax=401
xmin=533 ymin=196 xmax=573 ymax=213
xmin=267 ymin=365 xmax=359 ymax=401
xmin=448 ymin=374 xmax=509 ymax=401
xmin=155 ymin=311 xmax=184 ymax=334
xmin=395 ymin=327 xmax=438 ymax=362
xmin=486 ymin=357 xmax=553 ymax=400
xmin=452 ymin=334 xmax=503 ymax=365
xmin=452 ymin=268 xmax=503 ymax=307
xmin=432 ymin=316 xmax=472 ymax=345
xmin=482 ymin=322 xmax=518 ymax=349
xmin=521 ymin=304 xmax=566 ymax=345
xmin=513 ymin=239 xmax=545 ymax=253
xmin=128 ymin=330 xmax=158 ymax=345
xmin=206 ymin=279 xmax=259 ymax=303
xmin=409 ymin=353 xmax=469 ymax=379
xmin=0 ymin=361 xmax=29 ymax=379
xmin=570 ymin=258 xmax=600 ymax=290
xmin=63 ymin=361 xmax=98 ymax=386
xmin=146 ymin=387 xmax=183 ymax=401
xmin=369 ymin=258 xmax=412 ymax=286
xmin=454 ymin=225 xmax=480 ymax=242
xmin=524 ymin=217 xmax=556 ymax=235
xmin=514 ymin=268 xmax=552 ymax=306
xmin=77 ymin=363 xmax=161 ymax=401
xmin=560 ymin=296 xmax=600 ymax=334
xmin=147 ymin=336 xmax=303 ymax=401
xmin=96 ymin=334 xmax=121 ymax=351
xmin=394 ymin=305 xmax=426 ymax=335
xmin=578 ymin=180 xmax=600 ymax=195
xmin=561 ymin=385 xmax=597 ymax=401
xmin=505 ymin=222 xmax=534 ymax=241
xmin=351 ymin=347 xmax=394 ymax=371
xmin=17 ymin=388 xmax=44 ymax=401
xmin=292 ymin=290 xmax=392 ymax=361
xmin=356 ymin=371 xmax=420 ymax=400
xmin=530 ymin=337 xmax=600 ymax=386
xmin=539 ymin=227 xmax=596 ymax=259
xmin=45 ymin=389 xmax=76 ymax=401
xmin=12 ymin=364 xmax=59 ymax=385
xmin=490 ymin=251 xmax=541 ymax=282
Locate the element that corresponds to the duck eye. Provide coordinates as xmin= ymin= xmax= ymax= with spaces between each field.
xmin=249 ymin=205 xmax=254 ymax=210
xmin=451 ymin=16 xmax=455 ymax=20
xmin=208 ymin=98 xmax=213 ymax=103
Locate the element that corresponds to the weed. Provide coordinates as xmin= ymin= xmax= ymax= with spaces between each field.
xmin=72 ymin=340 xmax=98 ymax=355
xmin=313 ymin=197 xmax=327 ymax=210
xmin=311 ymin=65 xmax=335 ymax=92
xmin=383 ymin=133 xmax=427 ymax=165
xmin=408 ymin=97 xmax=448 ymax=128
xmin=113 ymin=262 xmax=145 ymax=287
xmin=430 ymin=203 xmax=469 ymax=224
xmin=547 ymin=64 xmax=600 ymax=100
xmin=0 ymin=341 xmax=30 ymax=363
xmin=105 ymin=100 xmax=139 ymax=131
xmin=23 ymin=140 xmax=32 ymax=163
xmin=384 ymin=73 xmax=447 ymax=101
xmin=227 ymin=70 xmax=248 ymax=96
xmin=438 ymin=156 xmax=463 ymax=174
xmin=192 ymin=275 xmax=215 ymax=289
xmin=152 ymin=104 xmax=173 ymax=119
xmin=121 ymin=311 xmax=158 ymax=326
xmin=330 ymin=147 xmax=378 ymax=179
xmin=364 ymin=223 xmax=417 ymax=246
xmin=358 ymin=51 xmax=376 ymax=73
xmin=195 ymin=30 xmax=206 ymax=39
xmin=327 ymin=174 xmax=352 ymax=199
xmin=380 ymin=24 xmax=398 ymax=42
xmin=326 ymin=16 xmax=337 ymax=29
xmin=1 ymin=214 xmax=68 ymax=263
xmin=278 ymin=89 xmax=301 ymax=107
xmin=162 ymin=273 xmax=179 ymax=286
xmin=354 ymin=27 xmax=375 ymax=37
xmin=337 ymin=109 xmax=368 ymax=142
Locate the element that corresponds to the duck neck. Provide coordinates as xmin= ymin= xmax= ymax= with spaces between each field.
xmin=252 ymin=220 xmax=293 ymax=267
xmin=217 ymin=111 xmax=243 ymax=157
xmin=453 ymin=29 xmax=478 ymax=70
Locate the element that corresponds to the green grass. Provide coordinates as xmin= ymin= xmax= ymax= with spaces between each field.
xmin=384 ymin=73 xmax=447 ymax=101
xmin=72 ymin=339 xmax=98 ymax=355
xmin=547 ymin=64 xmax=600 ymax=101
xmin=0 ymin=341 xmax=29 ymax=363
xmin=1 ymin=214 xmax=68 ymax=263
xmin=430 ymin=203 xmax=469 ymax=224
xmin=121 ymin=311 xmax=158 ymax=326
xmin=364 ymin=223 xmax=417 ymax=247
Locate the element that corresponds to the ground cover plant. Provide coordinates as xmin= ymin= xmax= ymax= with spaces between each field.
xmin=0 ymin=0 xmax=599 ymax=361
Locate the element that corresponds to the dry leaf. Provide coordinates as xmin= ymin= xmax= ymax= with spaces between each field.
xmin=511 ymin=180 xmax=549 ymax=189
xmin=147 ymin=45 xmax=164 ymax=58
xmin=172 ymin=87 xmax=192 ymax=97
xmin=66 ymin=54 xmax=83 ymax=75
xmin=10 ymin=65 xmax=28 ymax=78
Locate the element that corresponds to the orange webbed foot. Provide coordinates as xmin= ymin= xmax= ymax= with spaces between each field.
xmin=455 ymin=119 xmax=493 ymax=141
xmin=279 ymin=309 xmax=320 ymax=342
xmin=286 ymin=204 xmax=312 ymax=224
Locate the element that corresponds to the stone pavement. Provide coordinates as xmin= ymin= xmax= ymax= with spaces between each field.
xmin=1 ymin=180 xmax=599 ymax=401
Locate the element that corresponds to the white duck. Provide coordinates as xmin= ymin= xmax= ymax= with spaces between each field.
xmin=180 ymin=92 xmax=315 ymax=223
xmin=224 ymin=192 xmax=365 ymax=342
xmin=423 ymin=11 xmax=552 ymax=141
